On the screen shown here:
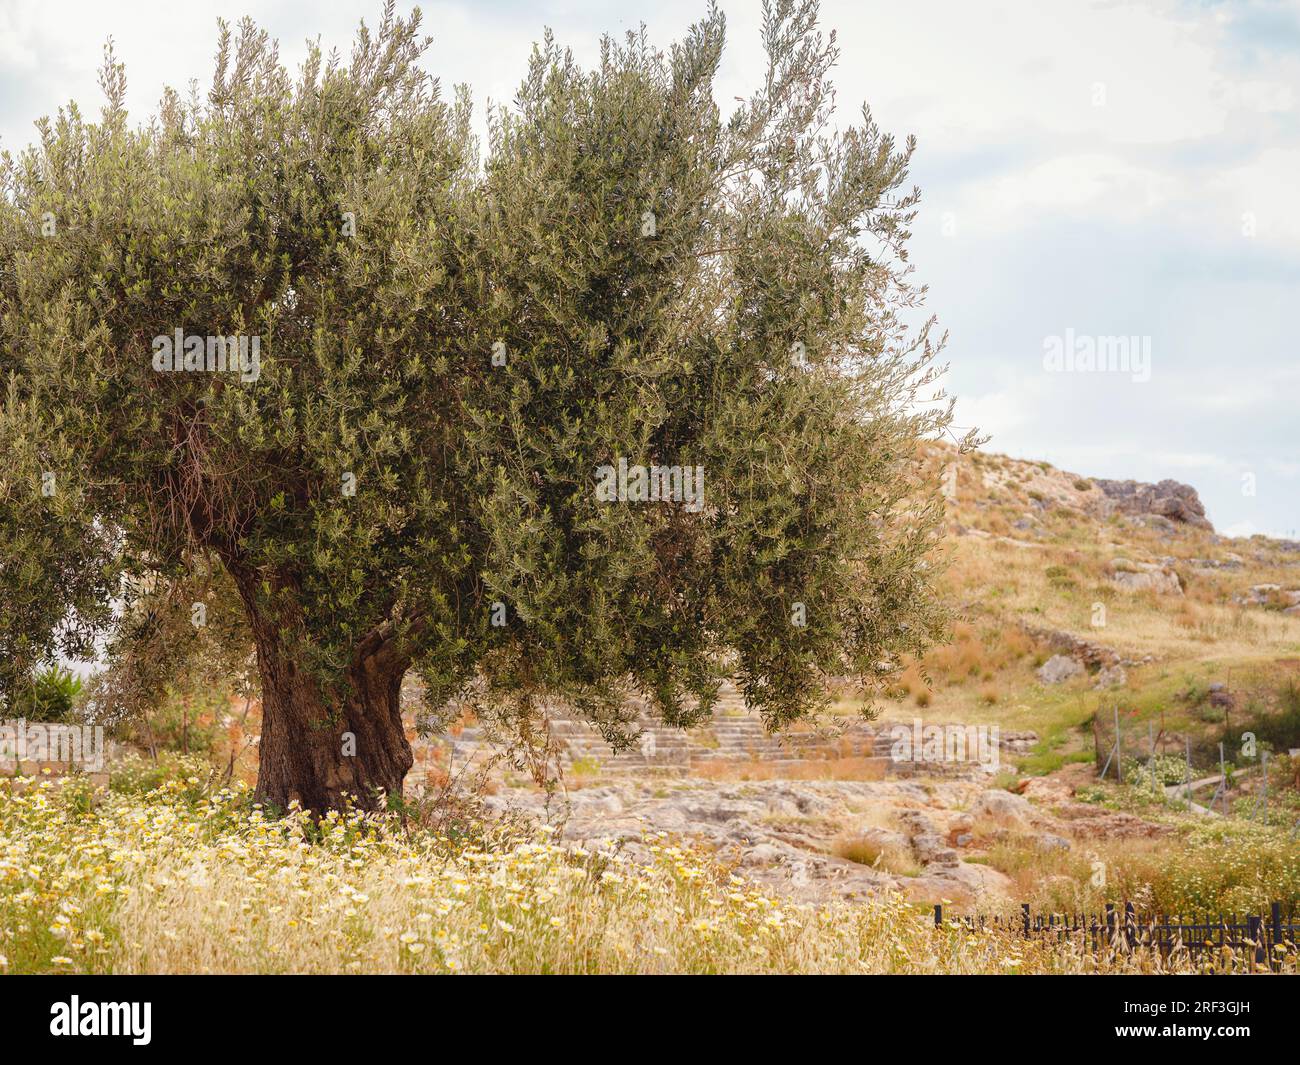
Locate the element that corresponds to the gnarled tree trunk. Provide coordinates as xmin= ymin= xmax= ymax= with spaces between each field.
xmin=230 ymin=563 xmax=414 ymax=814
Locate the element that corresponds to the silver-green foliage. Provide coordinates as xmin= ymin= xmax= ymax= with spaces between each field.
xmin=0 ymin=1 xmax=962 ymax=752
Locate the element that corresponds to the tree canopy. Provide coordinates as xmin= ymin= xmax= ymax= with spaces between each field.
xmin=0 ymin=0 xmax=962 ymax=811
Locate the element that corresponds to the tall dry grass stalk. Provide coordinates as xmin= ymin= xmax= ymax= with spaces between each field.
xmin=1 ymin=775 xmax=1292 ymax=975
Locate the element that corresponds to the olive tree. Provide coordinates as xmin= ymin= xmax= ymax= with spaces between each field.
xmin=0 ymin=0 xmax=962 ymax=812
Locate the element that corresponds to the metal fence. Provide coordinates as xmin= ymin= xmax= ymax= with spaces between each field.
xmin=934 ymin=901 xmax=1298 ymax=971
xmin=1090 ymin=704 xmax=1283 ymax=819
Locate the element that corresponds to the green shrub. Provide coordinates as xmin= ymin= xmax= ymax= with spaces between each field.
xmin=1044 ymin=564 xmax=1076 ymax=591
xmin=1216 ymin=680 xmax=1300 ymax=757
xmin=7 ymin=666 xmax=83 ymax=723
xmin=1250 ymin=681 xmax=1300 ymax=751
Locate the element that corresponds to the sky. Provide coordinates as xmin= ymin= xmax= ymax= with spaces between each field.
xmin=2 ymin=0 xmax=1297 ymax=537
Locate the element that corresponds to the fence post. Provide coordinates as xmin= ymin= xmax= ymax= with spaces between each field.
xmin=1211 ymin=743 xmax=1222 ymax=816
xmin=1106 ymin=903 xmax=1116 ymax=947
xmin=1099 ymin=703 xmax=1117 ymax=782
xmin=1248 ymin=915 xmax=1264 ymax=971
xmin=1147 ymin=722 xmax=1155 ymax=789
xmin=1271 ymin=902 xmax=1282 ymax=971
xmin=1262 ymin=750 xmax=1269 ymax=821
xmin=1125 ymin=901 xmax=1136 ymax=950
xmin=1115 ymin=706 xmax=1122 ymax=784
xmin=934 ymin=904 xmax=942 ymax=928
xmin=1022 ymin=902 xmax=1030 ymax=939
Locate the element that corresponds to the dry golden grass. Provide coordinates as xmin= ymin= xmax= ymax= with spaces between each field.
xmin=880 ymin=444 xmax=1300 ymax=738
xmin=832 ymin=833 xmax=922 ymax=877
xmin=942 ymin=527 xmax=1300 ymax=667
xmin=976 ymin=819 xmax=1300 ymax=919
xmin=3 ymin=773 xmax=1289 ymax=975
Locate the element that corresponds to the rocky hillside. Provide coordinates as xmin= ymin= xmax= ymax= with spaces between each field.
xmin=392 ymin=445 xmax=1300 ymax=912
xmin=900 ymin=444 xmax=1300 ymax=747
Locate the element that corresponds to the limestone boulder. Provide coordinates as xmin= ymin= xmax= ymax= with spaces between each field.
xmin=1037 ymin=654 xmax=1084 ymax=684
xmin=1108 ymin=557 xmax=1183 ymax=595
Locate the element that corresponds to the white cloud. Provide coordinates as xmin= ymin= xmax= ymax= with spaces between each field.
xmin=961 ymin=153 xmax=1181 ymax=230
xmin=814 ymin=0 xmax=1233 ymax=148
xmin=1222 ymin=520 xmax=1260 ymax=539
xmin=0 ymin=3 xmax=40 ymax=71
xmin=1210 ymin=148 xmax=1300 ymax=247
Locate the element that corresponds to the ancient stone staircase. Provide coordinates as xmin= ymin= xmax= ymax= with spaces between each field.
xmin=412 ymin=680 xmax=1024 ymax=782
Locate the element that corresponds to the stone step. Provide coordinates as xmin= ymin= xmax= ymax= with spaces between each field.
xmin=412 ymin=696 xmax=1002 ymax=783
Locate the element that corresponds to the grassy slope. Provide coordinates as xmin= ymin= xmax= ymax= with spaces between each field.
xmin=842 ymin=444 xmax=1300 ymax=777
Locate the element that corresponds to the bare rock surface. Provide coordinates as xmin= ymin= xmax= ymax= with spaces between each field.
xmin=1238 ymin=584 xmax=1300 ymax=611
xmin=478 ymin=772 xmax=1166 ymax=907
xmin=1037 ymin=654 xmax=1084 ymax=684
xmin=1107 ymin=557 xmax=1183 ymax=595
xmin=1093 ymin=664 xmax=1127 ymax=689
xmin=1094 ymin=478 xmax=1213 ymax=531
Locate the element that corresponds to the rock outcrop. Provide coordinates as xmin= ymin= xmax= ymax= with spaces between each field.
xmin=1037 ymin=654 xmax=1084 ymax=685
xmin=1107 ymin=557 xmax=1183 ymax=595
xmin=1238 ymin=584 xmax=1300 ymax=614
xmin=470 ymin=773 xmax=1170 ymax=906
xmin=1094 ymin=477 xmax=1213 ymax=531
